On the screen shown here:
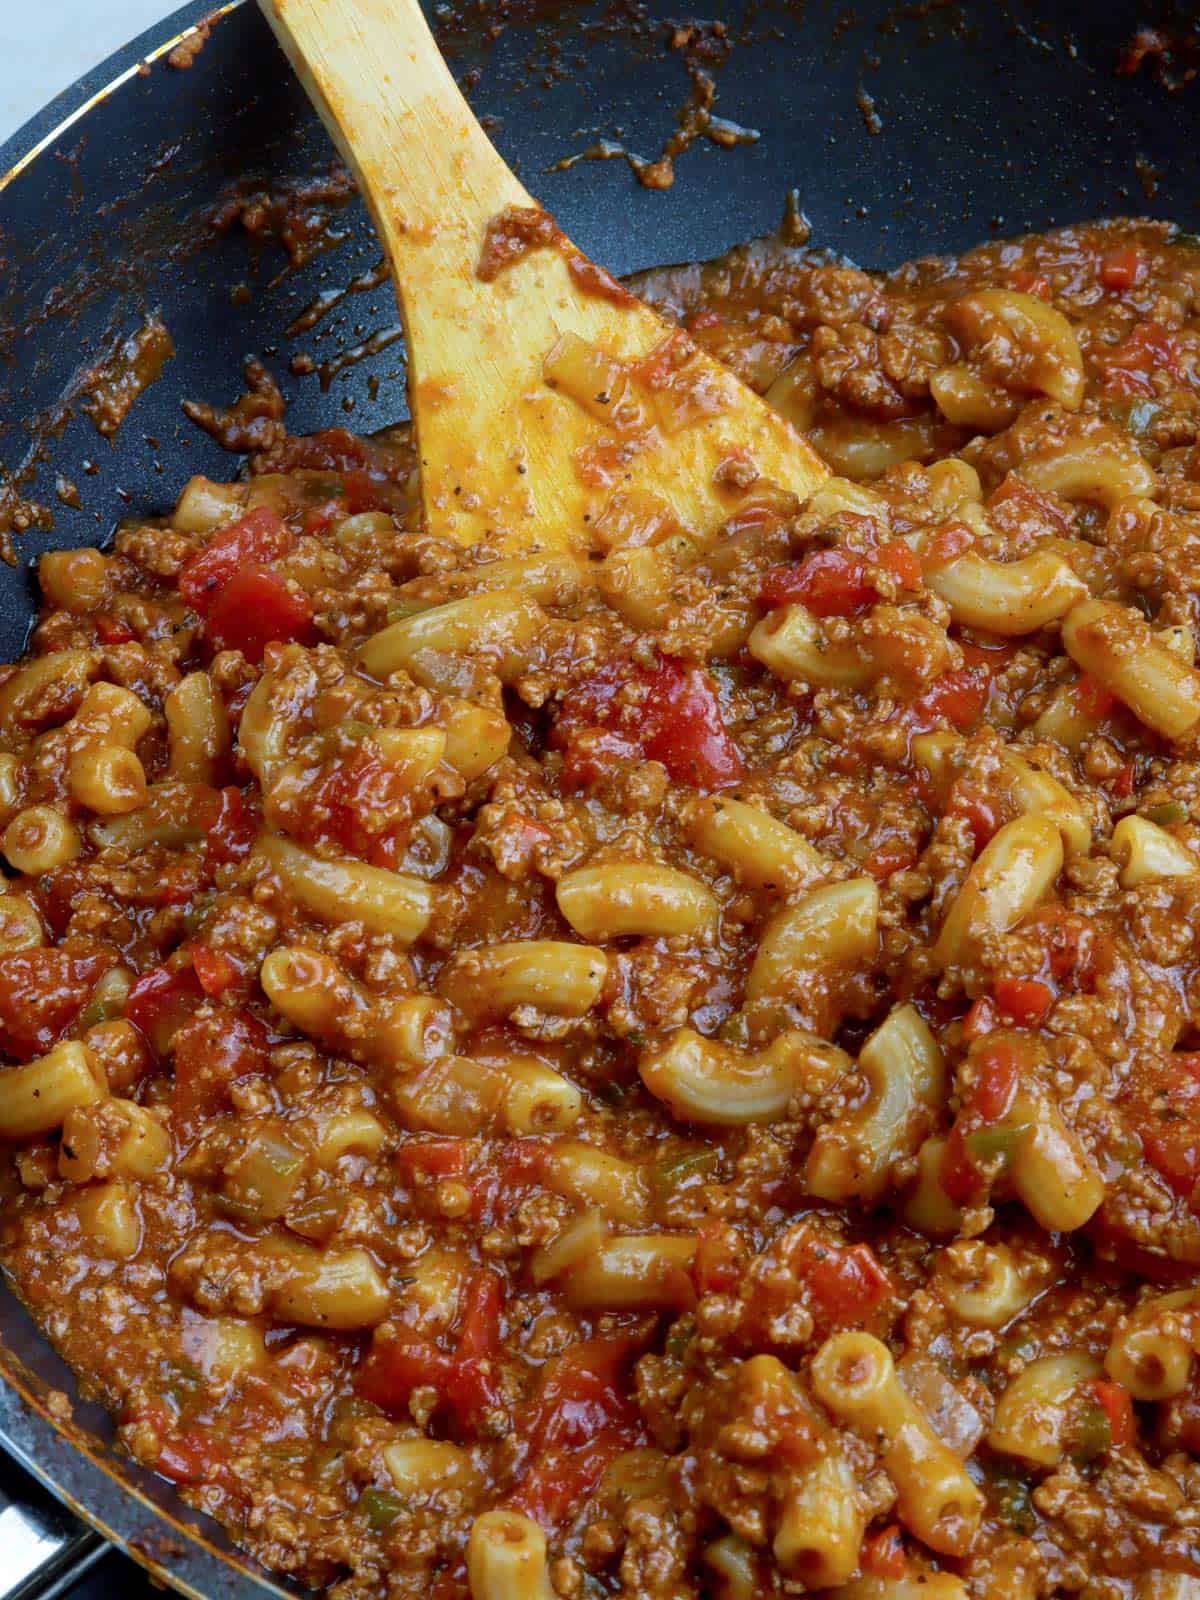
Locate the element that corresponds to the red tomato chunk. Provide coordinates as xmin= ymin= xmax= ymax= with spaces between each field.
xmin=0 ymin=948 xmax=111 ymax=1059
xmin=170 ymin=1009 xmax=272 ymax=1131
xmin=510 ymin=1338 xmax=642 ymax=1531
xmin=178 ymin=508 xmax=294 ymax=616
xmin=557 ymin=656 xmax=742 ymax=790
xmin=1125 ymin=1053 xmax=1200 ymax=1208
xmin=206 ymin=566 xmax=314 ymax=663
xmin=1091 ymin=1379 xmax=1135 ymax=1447
xmin=357 ymin=1269 xmax=505 ymax=1433
xmin=759 ymin=538 xmax=920 ymax=618
xmin=789 ymin=1227 xmax=893 ymax=1325
xmin=993 ymin=977 xmax=1055 ymax=1027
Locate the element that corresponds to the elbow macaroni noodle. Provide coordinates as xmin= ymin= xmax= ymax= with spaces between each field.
xmin=811 ymin=1332 xmax=984 ymax=1556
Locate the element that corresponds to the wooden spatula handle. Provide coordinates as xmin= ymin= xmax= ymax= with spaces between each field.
xmin=257 ymin=0 xmax=665 ymax=548
xmin=259 ymin=0 xmax=530 ymax=286
xmin=259 ymin=0 xmax=827 ymax=551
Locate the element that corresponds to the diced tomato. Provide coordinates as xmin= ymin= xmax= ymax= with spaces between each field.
xmin=524 ymin=1337 xmax=639 ymax=1452
xmin=941 ymin=1038 xmax=1024 ymax=1203
xmin=986 ymin=473 xmax=1076 ymax=541
xmin=922 ymin=522 xmax=974 ymax=572
xmin=1018 ymin=907 xmax=1109 ymax=1004
xmin=357 ymin=1338 xmax=454 ymax=1412
xmin=358 ymin=1269 xmax=505 ymax=1432
xmin=901 ymin=666 xmax=990 ymax=736
xmin=178 ymin=508 xmax=294 ymax=617
xmin=962 ymin=995 xmax=999 ymax=1042
xmin=993 ymin=977 xmax=1055 ymax=1028
xmin=300 ymin=500 xmax=341 ymax=538
xmin=125 ymin=964 xmax=204 ymax=1059
xmin=879 ymin=539 xmax=922 ymax=590
xmin=1091 ymin=1379 xmax=1135 ymax=1447
xmin=556 ymin=656 xmax=742 ymax=792
xmin=693 ymin=1220 xmax=743 ymax=1296
xmin=456 ymin=1270 xmax=503 ymax=1361
xmin=170 ymin=1007 xmax=271 ymax=1129
xmin=1127 ymin=1054 xmax=1200 ymax=1207
xmin=155 ymin=1427 xmax=224 ymax=1487
xmin=947 ymin=779 xmax=1001 ymax=851
xmin=809 ymin=1241 xmax=892 ymax=1320
xmin=125 ymin=1404 xmax=225 ymax=1487
xmin=153 ymin=858 xmax=210 ymax=909
xmin=496 ymin=1137 xmax=545 ymax=1188
xmin=641 ymin=658 xmax=743 ymax=788
xmin=189 ymin=945 xmax=239 ymax=999
xmin=300 ymin=466 xmax=398 ymax=534
xmin=445 ymin=1269 xmax=505 ymax=1423
xmin=1112 ymin=759 xmax=1138 ymax=799
xmin=791 ymin=1229 xmax=892 ymax=1323
xmin=863 ymin=832 xmax=919 ymax=880
xmin=1141 ymin=1124 xmax=1200 ymax=1203
xmin=969 ymin=1039 xmax=1023 ymax=1122
xmin=0 ymin=948 xmax=112 ymax=1060
xmin=1009 ymin=270 xmax=1050 ymax=299
xmin=511 ymin=1337 xmax=642 ymax=1529
xmin=205 ymin=566 xmax=314 ymax=663
xmin=462 ymin=1138 xmax=547 ymax=1223
xmin=444 ymin=1357 xmax=501 ymax=1431
xmin=761 ymin=537 xmax=921 ymax=616
xmin=395 ymin=1137 xmax=470 ymax=1182
xmin=307 ymin=746 xmax=416 ymax=866
xmin=1100 ymin=322 xmax=1182 ymax=397
xmin=759 ymin=548 xmax=876 ymax=617
xmin=511 ymin=1427 xmax=631 ymax=1531
xmin=1100 ymin=245 xmax=1147 ymax=293
xmin=862 ymin=1524 xmax=907 ymax=1579
xmin=1075 ymin=672 xmax=1117 ymax=720
xmin=205 ymin=786 xmax=257 ymax=862
xmin=95 ymin=615 xmax=135 ymax=645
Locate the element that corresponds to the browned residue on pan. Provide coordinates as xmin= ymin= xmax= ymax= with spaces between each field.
xmin=313 ymin=324 xmax=404 ymax=391
xmin=1117 ymin=24 xmax=1198 ymax=90
xmin=167 ymin=12 xmax=218 ymax=70
xmin=552 ymin=22 xmax=758 ymax=191
xmin=288 ymin=257 xmax=389 ymax=334
xmin=79 ymin=315 xmax=175 ymax=437
xmin=209 ymin=166 xmax=357 ymax=269
xmin=0 ymin=483 xmax=50 ymax=554
xmin=856 ymin=86 xmax=883 ymax=134
xmin=182 ymin=358 xmax=287 ymax=455
xmin=476 ymin=204 xmax=634 ymax=305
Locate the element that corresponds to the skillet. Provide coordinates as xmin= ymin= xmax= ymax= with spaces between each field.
xmin=0 ymin=0 xmax=1195 ymax=1593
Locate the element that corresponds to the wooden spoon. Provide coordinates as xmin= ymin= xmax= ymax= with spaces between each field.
xmin=258 ymin=0 xmax=827 ymax=553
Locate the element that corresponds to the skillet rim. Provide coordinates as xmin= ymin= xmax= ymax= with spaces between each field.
xmin=0 ymin=1 xmax=237 ymax=192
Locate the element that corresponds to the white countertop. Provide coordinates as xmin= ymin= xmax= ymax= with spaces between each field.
xmin=1 ymin=0 xmax=175 ymax=148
